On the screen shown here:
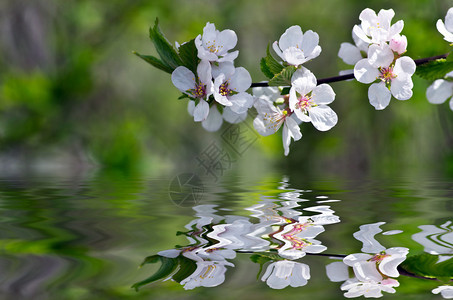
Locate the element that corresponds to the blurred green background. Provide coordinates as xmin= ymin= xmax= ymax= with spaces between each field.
xmin=1 ymin=0 xmax=452 ymax=179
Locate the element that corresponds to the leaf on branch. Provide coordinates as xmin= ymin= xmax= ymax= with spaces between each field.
xmin=260 ymin=58 xmax=274 ymax=79
xmin=265 ymin=44 xmax=284 ymax=75
xmin=132 ymin=255 xmax=179 ymax=291
xmin=149 ymin=18 xmax=183 ymax=71
xmin=400 ymin=253 xmax=453 ymax=280
xmin=415 ymin=58 xmax=453 ymax=81
xmin=172 ymin=256 xmax=197 ymax=283
xmin=268 ymin=65 xmax=297 ymax=86
xmin=179 ymin=39 xmax=199 ymax=74
xmin=133 ymin=52 xmax=174 ymax=74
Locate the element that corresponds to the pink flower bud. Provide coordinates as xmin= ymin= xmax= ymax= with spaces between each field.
xmin=389 ymin=35 xmax=407 ymax=54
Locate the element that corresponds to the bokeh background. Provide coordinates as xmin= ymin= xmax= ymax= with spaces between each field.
xmin=1 ymin=0 xmax=452 ymax=180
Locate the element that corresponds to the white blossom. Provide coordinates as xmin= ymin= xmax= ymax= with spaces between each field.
xmin=195 ymin=22 xmax=239 ymax=62
xmin=353 ymin=8 xmax=404 ymax=45
xmin=261 ymin=260 xmax=310 ymax=289
xmin=289 ymin=67 xmax=338 ymax=131
xmin=253 ymin=97 xmax=302 ymax=156
xmin=354 ymin=43 xmax=416 ymax=109
xmin=272 ymin=25 xmax=321 ymax=66
xmin=173 ymin=60 xmax=213 ymax=121
xmin=343 ymin=247 xmax=409 ymax=282
xmin=437 ymin=7 xmax=453 ymax=43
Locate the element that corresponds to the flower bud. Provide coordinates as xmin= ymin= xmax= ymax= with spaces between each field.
xmin=389 ymin=34 xmax=407 ymax=54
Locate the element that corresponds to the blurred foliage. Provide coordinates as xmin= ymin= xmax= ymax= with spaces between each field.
xmin=0 ymin=0 xmax=452 ymax=179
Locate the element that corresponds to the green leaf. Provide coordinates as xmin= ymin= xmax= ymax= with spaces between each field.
xmin=260 ymin=58 xmax=274 ymax=79
xmin=265 ymin=44 xmax=284 ymax=75
xmin=401 ymin=253 xmax=453 ymax=280
xmin=268 ymin=66 xmax=297 ymax=86
xmin=172 ymin=256 xmax=197 ymax=283
xmin=280 ymin=87 xmax=290 ymax=95
xmin=415 ymin=58 xmax=453 ymax=81
xmin=179 ymin=39 xmax=199 ymax=74
xmin=132 ymin=256 xmax=178 ymax=291
xmin=149 ymin=18 xmax=183 ymax=71
xmin=250 ymin=252 xmax=284 ymax=280
xmin=178 ymin=94 xmax=190 ymax=100
xmin=133 ymin=52 xmax=173 ymax=74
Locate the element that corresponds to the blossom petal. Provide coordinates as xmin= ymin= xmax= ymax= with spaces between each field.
xmin=216 ymin=29 xmax=238 ymax=54
xmin=394 ymin=56 xmax=416 ymax=76
xmin=353 ymin=25 xmax=372 ymax=44
xmin=378 ymin=8 xmax=395 ymax=30
xmin=338 ymin=42 xmax=363 ymax=65
xmin=368 ymin=43 xmax=394 ymax=68
xmin=217 ymin=50 xmax=239 ymax=62
xmin=202 ymin=105 xmax=223 ymax=132
xmin=312 ymin=84 xmax=336 ymax=105
xmin=309 ymin=106 xmax=338 ymax=131
xmin=282 ymin=47 xmax=306 ymax=66
xmin=272 ymin=41 xmax=284 ymax=60
xmin=354 ymin=58 xmax=379 ymax=83
xmin=285 ymin=116 xmax=302 ymax=141
xmin=279 ymin=25 xmax=303 ymax=50
xmin=369 ymin=82 xmax=391 ymax=110
xmin=197 ymin=60 xmax=213 ymax=88
xmin=282 ymin=124 xmax=291 ymax=156
xmin=445 ymin=7 xmax=453 ymax=32
xmin=326 ymin=261 xmax=350 ymax=282
xmin=388 ymin=20 xmax=404 ymax=38
xmin=301 ymin=30 xmax=319 ymax=57
xmin=187 ymin=100 xmax=195 ymax=116
xmin=229 ymin=67 xmax=252 ymax=92
xmin=291 ymin=67 xmax=317 ymax=95
xmin=391 ymin=75 xmax=413 ymax=100
xmin=229 ymin=92 xmax=254 ymax=114
xmin=437 ymin=19 xmax=453 ymax=43
xmin=223 ymin=107 xmax=247 ymax=123
xmin=211 ymin=61 xmax=235 ymax=79
xmin=193 ymin=99 xmax=210 ymax=121
xmin=426 ymin=79 xmax=453 ymax=104
xmin=171 ymin=66 xmax=196 ymax=93
xmin=196 ymin=34 xmax=219 ymax=61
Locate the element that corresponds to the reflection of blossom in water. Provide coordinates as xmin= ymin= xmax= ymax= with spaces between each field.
xmin=341 ymin=278 xmax=399 ymax=298
xmin=412 ymin=221 xmax=453 ymax=262
xmin=353 ymin=222 xmax=387 ymax=253
xmin=180 ymin=260 xmax=234 ymax=290
xmin=343 ymin=247 xmax=408 ymax=281
xmin=274 ymin=218 xmax=327 ymax=259
xmin=432 ymin=285 xmax=453 ymax=299
xmin=326 ymin=246 xmax=408 ymax=298
xmin=261 ymin=260 xmax=310 ymax=289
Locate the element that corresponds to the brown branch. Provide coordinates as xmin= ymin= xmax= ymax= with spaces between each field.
xmin=251 ymin=53 xmax=450 ymax=88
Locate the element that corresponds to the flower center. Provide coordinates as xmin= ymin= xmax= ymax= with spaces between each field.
xmin=369 ymin=252 xmax=390 ymax=263
xmin=219 ymin=82 xmax=230 ymax=96
xmin=296 ymin=95 xmax=315 ymax=112
xmin=379 ymin=66 xmax=397 ymax=84
xmin=206 ymin=40 xmax=223 ymax=53
xmin=282 ymin=221 xmax=313 ymax=250
xmin=192 ymin=83 xmax=207 ymax=98
xmin=263 ymin=109 xmax=290 ymax=132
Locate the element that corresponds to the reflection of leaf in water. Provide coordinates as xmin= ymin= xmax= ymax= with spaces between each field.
xmin=172 ymin=256 xmax=198 ymax=283
xmin=132 ymin=255 xmax=178 ymax=291
xmin=250 ymin=252 xmax=282 ymax=279
xmin=401 ymin=253 xmax=453 ymax=281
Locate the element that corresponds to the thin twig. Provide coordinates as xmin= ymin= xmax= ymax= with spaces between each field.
xmin=250 ymin=53 xmax=449 ymax=88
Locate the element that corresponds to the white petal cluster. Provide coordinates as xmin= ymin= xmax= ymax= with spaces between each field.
xmin=172 ymin=22 xmax=254 ymax=132
xmin=273 ymin=25 xmax=322 ymax=66
xmin=326 ymin=247 xmax=408 ymax=298
xmin=426 ymin=71 xmax=453 ymax=111
xmin=437 ymin=8 xmax=453 ymax=43
xmin=340 ymin=8 xmax=414 ymax=110
xmin=261 ymin=260 xmax=310 ymax=289
xmin=253 ymin=68 xmax=337 ymax=156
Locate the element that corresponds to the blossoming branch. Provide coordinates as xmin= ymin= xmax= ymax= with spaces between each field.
xmin=136 ymin=8 xmax=453 ymax=156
